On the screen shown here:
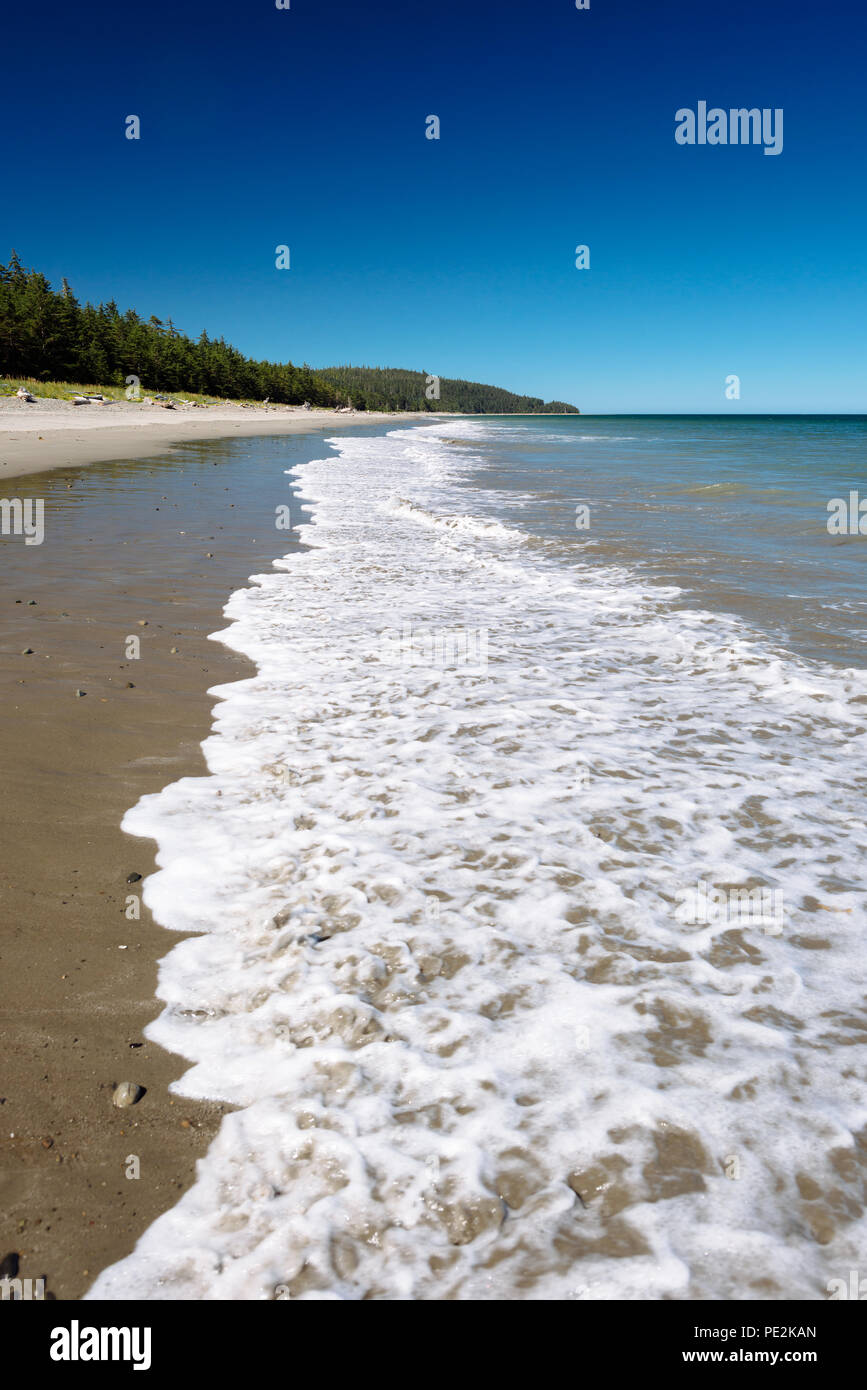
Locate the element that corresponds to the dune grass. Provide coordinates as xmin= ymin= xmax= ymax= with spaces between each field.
xmin=0 ymin=377 xmax=264 ymax=407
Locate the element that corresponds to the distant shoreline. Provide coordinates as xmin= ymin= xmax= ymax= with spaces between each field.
xmin=5 ymin=406 xmax=863 ymax=482
xmin=0 ymin=401 xmax=429 ymax=480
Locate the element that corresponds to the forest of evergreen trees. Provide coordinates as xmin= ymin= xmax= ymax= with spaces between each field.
xmin=316 ymin=365 xmax=579 ymax=414
xmin=0 ymin=254 xmax=579 ymax=414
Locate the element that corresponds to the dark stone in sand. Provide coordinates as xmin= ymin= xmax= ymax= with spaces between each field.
xmin=0 ymin=1253 xmax=19 ymax=1279
xmin=126 ymin=872 xmax=142 ymax=883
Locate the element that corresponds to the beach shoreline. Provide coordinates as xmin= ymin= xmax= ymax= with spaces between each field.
xmin=0 ymin=420 xmax=426 ymax=1300
xmin=0 ymin=400 xmax=429 ymax=479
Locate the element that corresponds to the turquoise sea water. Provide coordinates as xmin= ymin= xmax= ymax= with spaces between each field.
xmin=449 ymin=415 xmax=867 ymax=667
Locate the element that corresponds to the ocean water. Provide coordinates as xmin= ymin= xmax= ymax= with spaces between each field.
xmin=88 ymin=415 xmax=867 ymax=1301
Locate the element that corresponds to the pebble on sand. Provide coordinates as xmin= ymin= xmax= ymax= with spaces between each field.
xmin=112 ymin=1082 xmax=143 ymax=1109
xmin=126 ymin=872 xmax=142 ymax=883
xmin=74 ymin=689 xmax=86 ymax=697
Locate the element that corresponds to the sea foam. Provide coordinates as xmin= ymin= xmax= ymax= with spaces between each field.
xmin=87 ymin=421 xmax=867 ymax=1301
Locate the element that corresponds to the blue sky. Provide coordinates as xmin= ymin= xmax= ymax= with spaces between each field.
xmin=2 ymin=0 xmax=865 ymax=412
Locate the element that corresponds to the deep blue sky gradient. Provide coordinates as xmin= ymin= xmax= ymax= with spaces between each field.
xmin=2 ymin=0 xmax=865 ymax=411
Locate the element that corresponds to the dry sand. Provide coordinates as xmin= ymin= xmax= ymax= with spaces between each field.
xmin=0 ymin=398 xmax=426 ymax=479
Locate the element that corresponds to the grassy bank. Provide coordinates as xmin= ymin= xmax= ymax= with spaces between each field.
xmin=1 ymin=377 xmax=235 ymax=407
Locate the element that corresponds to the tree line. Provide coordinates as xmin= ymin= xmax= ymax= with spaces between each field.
xmin=0 ymin=253 xmax=579 ymax=413
xmin=317 ymin=365 xmax=579 ymax=414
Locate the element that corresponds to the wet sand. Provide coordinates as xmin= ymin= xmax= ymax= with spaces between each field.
xmin=0 ymin=425 xmax=414 ymax=1299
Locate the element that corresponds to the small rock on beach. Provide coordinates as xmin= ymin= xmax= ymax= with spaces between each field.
xmin=112 ymin=1082 xmax=143 ymax=1109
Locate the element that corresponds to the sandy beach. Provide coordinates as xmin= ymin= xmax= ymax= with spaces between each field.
xmin=0 ymin=399 xmax=426 ymax=479
xmin=0 ymin=417 xmax=423 ymax=1300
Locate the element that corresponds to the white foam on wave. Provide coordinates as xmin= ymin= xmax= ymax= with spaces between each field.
xmin=385 ymin=494 xmax=526 ymax=542
xmin=88 ymin=420 xmax=867 ymax=1301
